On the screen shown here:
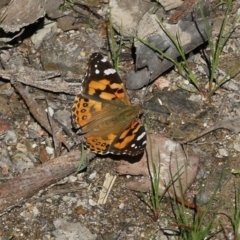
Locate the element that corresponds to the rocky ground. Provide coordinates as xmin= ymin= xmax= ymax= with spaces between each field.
xmin=0 ymin=0 xmax=240 ymax=239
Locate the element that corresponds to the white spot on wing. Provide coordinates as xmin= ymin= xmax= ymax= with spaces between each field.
xmin=104 ymin=68 xmax=116 ymax=75
xmin=131 ymin=144 xmax=135 ymax=148
xmin=137 ymin=132 xmax=146 ymax=141
xmin=101 ymin=57 xmax=107 ymax=62
xmin=95 ymin=69 xmax=100 ymax=74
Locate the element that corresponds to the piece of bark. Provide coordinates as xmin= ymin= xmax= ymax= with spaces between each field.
xmin=126 ymin=0 xmax=211 ymax=89
xmin=0 ymin=0 xmax=62 ymax=34
xmin=0 ymin=150 xmax=95 ymax=215
xmin=168 ymin=0 xmax=196 ymax=24
xmin=0 ymin=67 xmax=79 ymax=95
xmin=0 ymin=0 xmax=45 ymax=33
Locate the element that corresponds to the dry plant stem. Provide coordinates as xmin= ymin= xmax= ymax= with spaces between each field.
xmin=174 ymin=194 xmax=197 ymax=210
xmin=179 ymin=117 xmax=240 ymax=144
xmin=97 ymin=173 xmax=117 ymax=205
xmin=46 ymin=100 xmax=63 ymax=156
xmin=175 ymin=195 xmax=202 ymax=220
xmin=47 ymin=108 xmax=61 ymax=156
xmin=0 ymin=150 xmax=87 ymax=215
xmin=73 ymin=2 xmax=103 ymax=19
xmin=13 ymin=82 xmax=58 ymax=134
xmin=13 ymin=82 xmax=71 ymax=152
xmin=32 ymin=187 xmax=88 ymax=204
xmin=167 ymin=184 xmax=202 ymax=221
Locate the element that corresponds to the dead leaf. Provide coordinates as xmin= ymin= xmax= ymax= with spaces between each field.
xmin=117 ymin=134 xmax=199 ymax=197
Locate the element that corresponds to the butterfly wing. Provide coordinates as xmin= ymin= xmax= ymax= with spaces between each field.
xmin=81 ymin=52 xmax=131 ymax=104
xmin=72 ymin=53 xmax=146 ymax=156
xmin=109 ymin=118 xmax=146 ymax=155
xmin=72 ymin=53 xmax=130 ymax=129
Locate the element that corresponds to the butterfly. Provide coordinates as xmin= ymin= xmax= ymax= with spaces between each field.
xmin=72 ymin=53 xmax=146 ymax=156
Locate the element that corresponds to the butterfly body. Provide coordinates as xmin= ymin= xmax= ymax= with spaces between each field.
xmin=72 ymin=53 xmax=146 ymax=156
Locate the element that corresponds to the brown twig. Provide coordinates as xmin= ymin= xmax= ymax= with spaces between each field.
xmin=12 ymin=81 xmax=58 ymax=135
xmin=0 ymin=150 xmax=95 ymax=215
xmin=179 ymin=117 xmax=240 ymax=144
xmin=72 ymin=1 xmax=103 ymax=19
xmin=46 ymin=99 xmax=63 ymax=157
xmin=0 ymin=150 xmax=91 ymax=215
xmin=12 ymin=81 xmax=70 ymax=151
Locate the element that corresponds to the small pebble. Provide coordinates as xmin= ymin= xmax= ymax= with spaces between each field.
xmin=46 ymin=146 xmax=54 ymax=154
xmin=45 ymin=107 xmax=54 ymax=117
xmin=68 ymin=175 xmax=77 ymax=183
xmin=32 ymin=206 xmax=39 ymax=216
xmin=233 ymin=141 xmax=240 ymax=152
xmin=217 ymin=148 xmax=229 ymax=157
xmin=89 ymin=199 xmax=97 ymax=206
xmin=88 ymin=171 xmax=97 ymax=180
xmin=4 ymin=130 xmax=17 ymax=145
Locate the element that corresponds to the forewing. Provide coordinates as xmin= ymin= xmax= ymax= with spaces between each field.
xmin=81 ymin=52 xmax=130 ymax=105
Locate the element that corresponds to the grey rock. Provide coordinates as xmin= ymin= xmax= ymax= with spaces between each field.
xmin=3 ymin=130 xmax=17 ymax=145
xmin=52 ymin=219 xmax=97 ymax=240
xmin=110 ymin=0 xmax=211 ymax=89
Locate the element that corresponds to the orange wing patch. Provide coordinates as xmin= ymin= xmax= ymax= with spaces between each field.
xmin=88 ymin=80 xmax=108 ymax=94
xmin=114 ymin=121 xmax=142 ymax=150
xmin=88 ymin=79 xmax=127 ymax=102
xmin=85 ymin=133 xmax=117 ymax=154
xmin=72 ymin=97 xmax=102 ymax=128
